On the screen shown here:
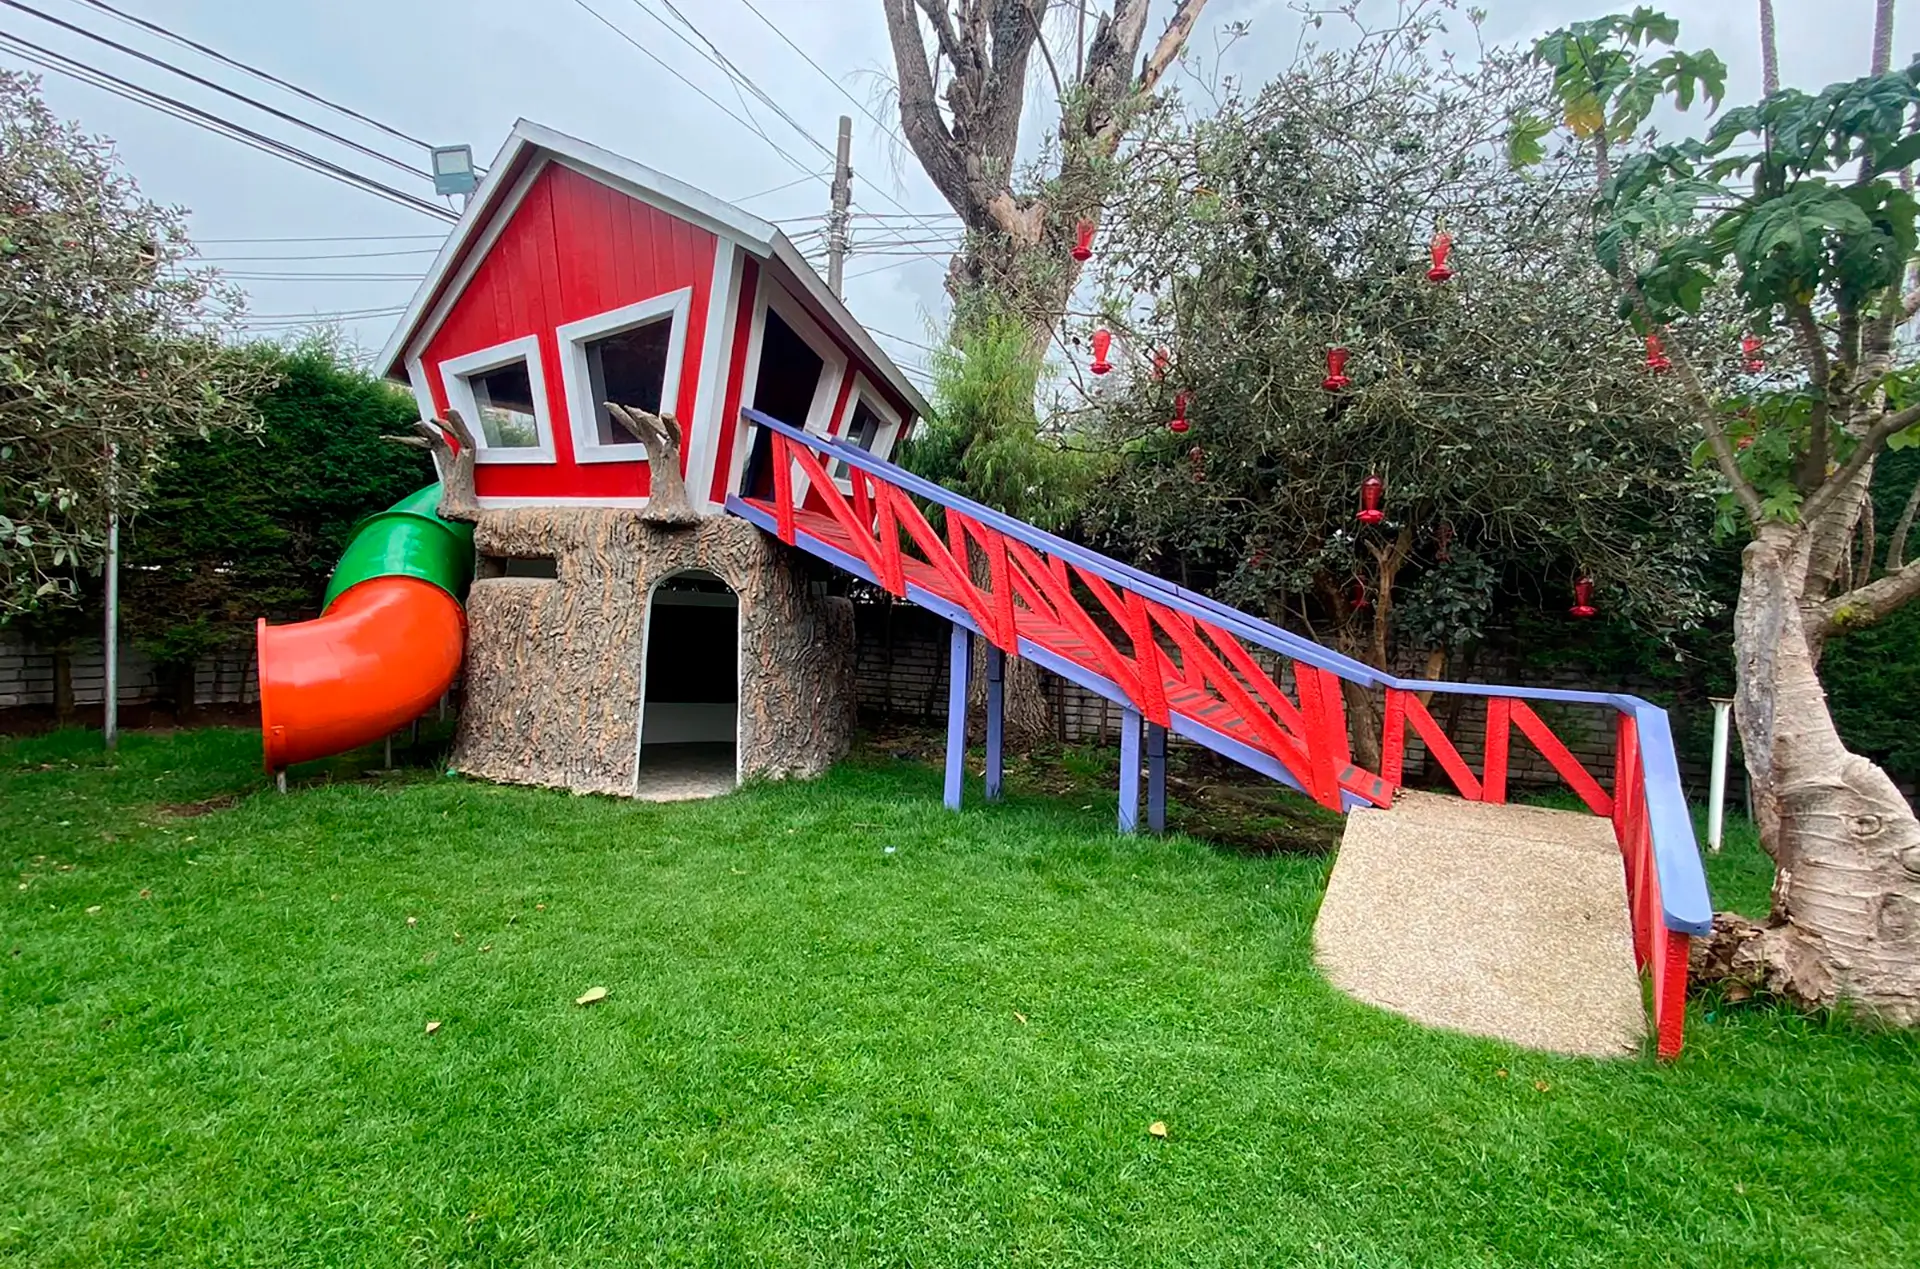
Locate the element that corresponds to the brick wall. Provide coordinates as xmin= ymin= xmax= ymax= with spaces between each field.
xmin=0 ymin=635 xmax=258 ymax=711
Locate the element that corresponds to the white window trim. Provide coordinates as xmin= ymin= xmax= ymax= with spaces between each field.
xmin=556 ymin=287 xmax=693 ymax=465
xmin=727 ymin=279 xmax=848 ymax=501
xmin=438 ymin=335 xmax=556 ymax=465
xmin=832 ymin=372 xmax=905 ymax=493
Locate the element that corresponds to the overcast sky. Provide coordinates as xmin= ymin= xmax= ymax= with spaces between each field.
xmin=1 ymin=1 xmax=1896 ymax=387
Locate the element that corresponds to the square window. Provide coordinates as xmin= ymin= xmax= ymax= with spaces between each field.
xmin=584 ymin=318 xmax=672 ymax=447
xmin=833 ymin=401 xmax=883 ymax=479
xmin=558 ymin=290 xmax=691 ymax=465
xmin=468 ymin=359 xmax=541 ymax=449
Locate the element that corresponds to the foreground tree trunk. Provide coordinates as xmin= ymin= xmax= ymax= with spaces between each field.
xmin=1712 ymin=522 xmax=1920 ymax=1019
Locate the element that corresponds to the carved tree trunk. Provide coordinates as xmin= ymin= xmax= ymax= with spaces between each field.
xmin=1712 ymin=522 xmax=1920 ymax=1019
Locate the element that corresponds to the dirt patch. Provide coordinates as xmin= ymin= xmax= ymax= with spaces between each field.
xmin=854 ymin=719 xmax=1344 ymax=855
xmin=155 ymin=794 xmax=240 ymax=819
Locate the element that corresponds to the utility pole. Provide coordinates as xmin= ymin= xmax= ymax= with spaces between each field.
xmin=826 ymin=114 xmax=853 ymax=298
xmin=102 ymin=440 xmax=119 ymax=752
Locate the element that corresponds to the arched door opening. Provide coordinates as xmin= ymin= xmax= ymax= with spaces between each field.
xmin=636 ymin=569 xmax=738 ymax=800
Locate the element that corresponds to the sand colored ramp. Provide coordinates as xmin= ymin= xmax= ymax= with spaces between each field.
xmin=1315 ymin=791 xmax=1645 ymax=1058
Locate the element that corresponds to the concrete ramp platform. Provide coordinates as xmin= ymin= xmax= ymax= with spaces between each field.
xmin=1314 ymin=791 xmax=1644 ymax=1058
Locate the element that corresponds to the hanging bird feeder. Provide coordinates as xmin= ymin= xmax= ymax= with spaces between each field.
xmin=1644 ymin=332 xmax=1672 ymax=373
xmin=1168 ymin=391 xmax=1191 ymax=434
xmin=1322 ymin=347 xmax=1351 ymax=391
xmin=1426 ymin=228 xmax=1454 ymax=283
xmin=1071 ymin=219 xmax=1096 ymax=262
xmin=1570 ymin=576 xmax=1597 ymax=619
xmin=1089 ymin=327 xmax=1113 ymax=376
xmin=1350 ymin=577 xmax=1372 ymax=613
xmin=1742 ymin=333 xmax=1764 ymax=373
xmin=1356 ymin=474 xmax=1386 ymax=525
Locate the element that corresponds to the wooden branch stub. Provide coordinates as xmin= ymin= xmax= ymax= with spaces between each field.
xmin=606 ymin=402 xmax=699 ymax=525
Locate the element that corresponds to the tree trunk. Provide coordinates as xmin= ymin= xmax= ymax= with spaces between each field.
xmin=1719 ymin=523 xmax=1920 ymax=1020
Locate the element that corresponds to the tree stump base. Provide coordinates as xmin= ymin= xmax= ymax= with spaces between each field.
xmin=452 ymin=508 xmax=854 ymax=796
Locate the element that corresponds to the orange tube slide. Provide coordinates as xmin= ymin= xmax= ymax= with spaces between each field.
xmin=256 ymin=576 xmax=466 ymax=770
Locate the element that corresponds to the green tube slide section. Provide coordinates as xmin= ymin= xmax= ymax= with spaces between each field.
xmin=321 ymin=483 xmax=476 ymax=611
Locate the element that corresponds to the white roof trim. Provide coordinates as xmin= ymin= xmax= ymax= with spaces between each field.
xmin=378 ymin=120 xmax=929 ymax=420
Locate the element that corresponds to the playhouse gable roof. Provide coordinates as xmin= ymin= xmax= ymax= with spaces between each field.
xmin=377 ymin=119 xmax=928 ymax=416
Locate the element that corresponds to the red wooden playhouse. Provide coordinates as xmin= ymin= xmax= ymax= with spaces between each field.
xmin=253 ymin=118 xmax=1710 ymax=1059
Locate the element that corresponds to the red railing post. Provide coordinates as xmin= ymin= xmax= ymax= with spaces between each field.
xmin=1483 ymin=697 xmax=1512 ymax=804
xmin=1655 ymin=928 xmax=1690 ymax=1060
xmin=771 ymin=433 xmax=796 ymax=545
xmin=1381 ymin=688 xmax=1407 ymax=791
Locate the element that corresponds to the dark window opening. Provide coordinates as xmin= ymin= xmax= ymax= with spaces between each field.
xmin=743 ymin=309 xmax=824 ymax=499
xmin=478 ymin=554 xmax=558 ymax=580
xmin=833 ymin=400 xmax=884 ymax=479
xmin=469 ymin=360 xmax=540 ymax=448
xmin=586 ymin=318 xmax=673 ymax=447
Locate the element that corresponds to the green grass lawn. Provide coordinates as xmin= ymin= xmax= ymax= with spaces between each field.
xmin=4 ymin=729 xmax=1917 ymax=1267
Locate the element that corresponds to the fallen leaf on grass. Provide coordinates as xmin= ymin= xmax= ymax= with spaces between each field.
xmin=1013 ymin=1011 xmax=1028 ymax=1025
xmin=425 ymin=1020 xmax=442 ymax=1036
xmin=85 ymin=905 xmax=102 ymax=915
xmin=535 ymin=903 xmax=546 ymax=912
xmin=138 ymin=889 xmax=151 ymax=899
xmin=1533 ymin=1080 xmax=1551 ymax=1093
xmin=1495 ymin=1068 xmax=1508 ymax=1079
xmin=1148 ymin=1121 xmax=1169 ymax=1139
xmin=575 ymin=986 xmax=609 ymax=1006
xmin=406 ymin=915 xmax=418 ymax=927
xmin=331 ymin=893 xmax=342 ymax=902
xmin=480 ymin=944 xmax=493 ymax=953
xmin=453 ymin=931 xmax=463 ymax=943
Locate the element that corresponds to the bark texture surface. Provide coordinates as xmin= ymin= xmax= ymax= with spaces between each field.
xmin=454 ymin=509 xmax=854 ymax=796
xmin=1727 ymin=524 xmax=1920 ymax=1022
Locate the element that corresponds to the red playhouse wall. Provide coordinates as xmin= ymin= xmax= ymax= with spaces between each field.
xmin=415 ymin=163 xmax=717 ymax=502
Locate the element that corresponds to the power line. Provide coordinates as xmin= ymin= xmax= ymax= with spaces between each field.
xmin=565 ymin=0 xmax=821 ymax=184
xmin=640 ymin=0 xmax=833 ymax=161
xmin=199 ymin=270 xmax=424 ymax=281
xmin=3 ymin=0 xmax=430 ymax=185
xmin=194 ymin=247 xmax=441 ymax=261
xmin=67 ymin=0 xmax=462 ymax=165
xmin=196 ymin=233 xmax=448 ymax=243
xmin=0 ymin=32 xmax=456 ymax=221
xmin=731 ymin=170 xmax=828 ymax=202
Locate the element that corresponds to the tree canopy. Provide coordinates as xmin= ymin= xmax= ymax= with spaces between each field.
xmin=0 ymin=69 xmax=270 ymax=621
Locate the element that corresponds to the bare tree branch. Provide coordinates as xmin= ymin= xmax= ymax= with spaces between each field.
xmin=1814 ymin=558 xmax=1920 ymax=636
xmin=1889 ymin=473 xmax=1920 ymax=570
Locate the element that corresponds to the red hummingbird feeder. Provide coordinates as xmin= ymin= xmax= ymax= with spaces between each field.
xmin=1570 ymin=576 xmax=1597 ymax=619
xmin=1741 ymin=332 xmax=1764 ymax=373
xmin=1322 ymin=346 xmax=1351 ymax=391
xmin=1644 ymin=332 xmax=1672 ymax=373
xmin=1357 ymin=474 xmax=1386 ymax=525
xmin=1168 ymin=391 xmax=1191 ymax=434
xmin=1089 ymin=327 xmax=1113 ymax=376
xmin=1426 ymin=228 xmax=1454 ymax=283
xmin=1350 ymin=578 xmax=1372 ymax=613
xmin=1070 ymin=219 xmax=1095 ymax=262
xmin=1151 ymin=347 xmax=1170 ymax=380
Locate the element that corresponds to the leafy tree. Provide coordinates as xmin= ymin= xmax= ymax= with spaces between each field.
xmin=1527 ymin=8 xmax=1920 ymax=1020
xmin=0 ymin=69 xmax=270 ymax=621
xmin=1082 ymin=22 xmax=1717 ymax=767
xmin=120 ymin=336 xmax=434 ymax=715
xmin=902 ymin=309 xmax=1101 ymax=744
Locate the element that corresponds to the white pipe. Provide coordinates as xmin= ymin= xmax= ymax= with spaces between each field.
xmin=1708 ymin=697 xmax=1733 ymax=853
xmin=103 ymin=507 xmax=119 ymax=752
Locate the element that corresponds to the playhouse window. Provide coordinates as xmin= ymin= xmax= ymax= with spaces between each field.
xmin=470 ymin=360 xmax=541 ymax=448
xmin=557 ymin=289 xmax=692 ymax=465
xmin=584 ymin=318 xmax=672 ymax=446
xmin=439 ymin=336 xmax=555 ymax=464
xmin=832 ymin=401 xmax=882 ymax=480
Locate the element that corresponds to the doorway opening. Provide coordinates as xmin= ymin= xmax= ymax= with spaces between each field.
xmin=636 ymin=569 xmax=738 ymax=800
xmin=743 ymin=308 xmax=825 ymax=499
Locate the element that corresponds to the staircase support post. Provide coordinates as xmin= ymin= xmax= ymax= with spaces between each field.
xmin=985 ymin=645 xmax=1005 ymax=801
xmin=1147 ymin=722 xmax=1167 ymax=834
xmin=1119 ymin=706 xmax=1142 ymax=833
xmin=945 ymin=623 xmax=970 ymax=810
